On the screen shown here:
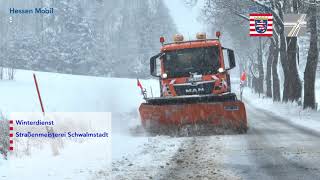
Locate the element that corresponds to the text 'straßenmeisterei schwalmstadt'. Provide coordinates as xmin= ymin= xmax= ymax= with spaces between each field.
xmin=14 ymin=119 xmax=109 ymax=138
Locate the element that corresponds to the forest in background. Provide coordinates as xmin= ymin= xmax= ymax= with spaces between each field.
xmin=0 ymin=0 xmax=177 ymax=78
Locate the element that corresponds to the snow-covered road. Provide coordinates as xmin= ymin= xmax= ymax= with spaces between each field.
xmin=112 ymin=98 xmax=320 ymax=180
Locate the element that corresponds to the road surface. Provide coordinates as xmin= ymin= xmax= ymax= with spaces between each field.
xmin=112 ymin=100 xmax=320 ymax=180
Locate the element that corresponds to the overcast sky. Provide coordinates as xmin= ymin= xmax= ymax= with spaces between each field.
xmin=163 ymin=0 xmax=205 ymax=40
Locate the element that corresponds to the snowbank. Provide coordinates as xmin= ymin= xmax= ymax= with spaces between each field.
xmin=0 ymin=69 xmax=159 ymax=179
xmin=0 ymin=70 xmax=150 ymax=114
xmin=1 ymin=139 xmax=110 ymax=180
xmin=242 ymin=84 xmax=320 ymax=133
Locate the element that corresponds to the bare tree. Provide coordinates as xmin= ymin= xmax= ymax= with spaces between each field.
xmin=271 ymin=38 xmax=281 ymax=101
xmin=293 ymin=0 xmax=300 ymax=13
xmin=7 ymin=67 xmax=15 ymax=80
xmin=266 ymin=41 xmax=274 ymax=97
xmin=257 ymin=38 xmax=265 ymax=95
xmin=303 ymin=0 xmax=319 ymax=109
xmin=0 ymin=115 xmax=9 ymax=160
xmin=0 ymin=66 xmax=3 ymax=80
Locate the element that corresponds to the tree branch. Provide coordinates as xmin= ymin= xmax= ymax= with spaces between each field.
xmin=252 ymin=0 xmax=284 ymax=26
xmin=232 ymin=9 xmax=250 ymax=21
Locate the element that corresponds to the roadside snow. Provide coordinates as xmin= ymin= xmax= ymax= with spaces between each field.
xmin=242 ymin=82 xmax=320 ymax=133
xmin=0 ymin=69 xmax=160 ymax=179
xmin=112 ymin=136 xmax=184 ymax=179
xmin=1 ymin=139 xmax=110 ymax=180
xmin=0 ymin=70 xmax=147 ymax=114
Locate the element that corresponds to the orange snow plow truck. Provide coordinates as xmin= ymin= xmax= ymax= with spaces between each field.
xmin=139 ymin=32 xmax=247 ymax=135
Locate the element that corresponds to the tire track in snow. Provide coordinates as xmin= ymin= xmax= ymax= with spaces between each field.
xmin=156 ymin=136 xmax=240 ymax=180
xmin=111 ymin=137 xmax=189 ymax=180
xmin=237 ymin=104 xmax=320 ymax=179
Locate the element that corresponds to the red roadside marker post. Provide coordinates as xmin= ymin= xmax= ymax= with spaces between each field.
xmin=33 ymin=73 xmax=45 ymax=115
xmin=240 ymin=71 xmax=247 ymax=101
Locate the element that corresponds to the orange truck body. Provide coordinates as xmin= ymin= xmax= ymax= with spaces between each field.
xmin=139 ymin=36 xmax=247 ymax=133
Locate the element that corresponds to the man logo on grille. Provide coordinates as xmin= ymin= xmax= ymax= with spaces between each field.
xmin=186 ymin=87 xmax=205 ymax=93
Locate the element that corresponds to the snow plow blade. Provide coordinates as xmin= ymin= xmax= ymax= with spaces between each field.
xmin=139 ymin=98 xmax=247 ymax=135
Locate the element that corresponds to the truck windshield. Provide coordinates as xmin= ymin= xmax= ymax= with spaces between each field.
xmin=163 ymin=46 xmax=220 ymax=78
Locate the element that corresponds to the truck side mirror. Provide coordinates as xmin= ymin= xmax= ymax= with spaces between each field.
xmin=150 ymin=53 xmax=163 ymax=77
xmin=226 ymin=49 xmax=236 ymax=70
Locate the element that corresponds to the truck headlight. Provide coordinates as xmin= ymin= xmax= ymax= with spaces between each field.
xmin=162 ymin=73 xmax=168 ymax=78
xmin=218 ymin=68 xmax=224 ymax=73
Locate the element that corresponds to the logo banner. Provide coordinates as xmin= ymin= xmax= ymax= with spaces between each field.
xmin=250 ymin=13 xmax=273 ymax=37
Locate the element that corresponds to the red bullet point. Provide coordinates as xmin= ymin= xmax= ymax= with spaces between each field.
xmin=9 ymin=127 xmax=13 ymax=131
xmin=9 ymin=134 xmax=13 ymax=137
xmin=9 ymin=147 xmax=13 ymax=151
xmin=9 ymin=120 xmax=13 ymax=124
xmin=10 ymin=140 xmax=13 ymax=144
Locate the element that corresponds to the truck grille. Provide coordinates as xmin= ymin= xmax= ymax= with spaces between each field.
xmin=173 ymin=82 xmax=214 ymax=96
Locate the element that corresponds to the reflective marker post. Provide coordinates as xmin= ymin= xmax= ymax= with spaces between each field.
xmin=33 ymin=73 xmax=45 ymax=115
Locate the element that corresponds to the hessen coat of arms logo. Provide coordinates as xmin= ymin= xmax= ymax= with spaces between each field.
xmin=250 ymin=13 xmax=273 ymax=37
